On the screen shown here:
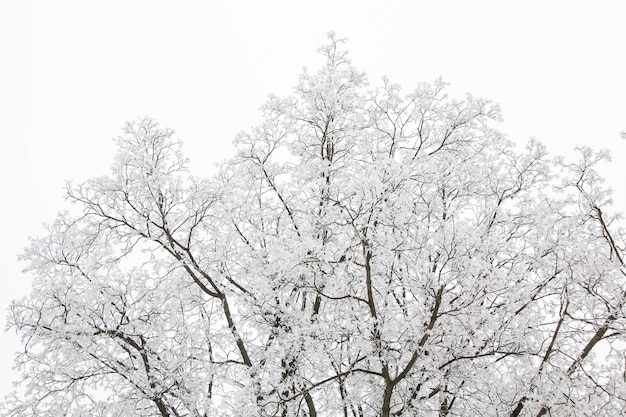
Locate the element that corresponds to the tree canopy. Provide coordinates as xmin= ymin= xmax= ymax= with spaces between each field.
xmin=4 ymin=35 xmax=626 ymax=417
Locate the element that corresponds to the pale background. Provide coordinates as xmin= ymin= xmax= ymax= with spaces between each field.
xmin=1 ymin=0 xmax=625 ymax=399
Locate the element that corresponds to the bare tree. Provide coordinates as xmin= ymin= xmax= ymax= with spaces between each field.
xmin=4 ymin=35 xmax=625 ymax=417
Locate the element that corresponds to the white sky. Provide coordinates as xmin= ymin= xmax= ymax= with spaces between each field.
xmin=1 ymin=0 xmax=625 ymax=400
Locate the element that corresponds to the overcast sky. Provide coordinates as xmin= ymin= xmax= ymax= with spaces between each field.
xmin=1 ymin=0 xmax=625 ymax=399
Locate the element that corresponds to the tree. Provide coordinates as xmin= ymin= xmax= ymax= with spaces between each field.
xmin=4 ymin=35 xmax=626 ymax=417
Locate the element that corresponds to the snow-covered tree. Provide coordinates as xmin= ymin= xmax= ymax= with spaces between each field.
xmin=4 ymin=35 xmax=625 ymax=417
